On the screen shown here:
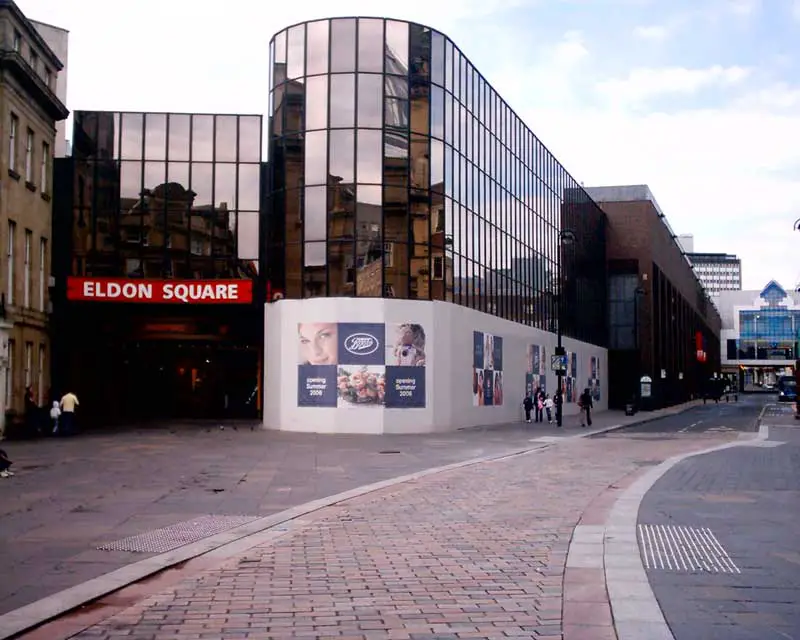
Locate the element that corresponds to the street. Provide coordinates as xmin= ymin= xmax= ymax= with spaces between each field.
xmin=1 ymin=395 xmax=797 ymax=640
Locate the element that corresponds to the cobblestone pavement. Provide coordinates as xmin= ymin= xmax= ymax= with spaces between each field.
xmin=639 ymin=425 xmax=800 ymax=639
xmin=0 ymin=406 xmax=695 ymax=617
xmin=55 ymin=432 xmax=734 ymax=640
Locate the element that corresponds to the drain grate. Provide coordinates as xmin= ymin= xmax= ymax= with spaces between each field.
xmin=638 ymin=524 xmax=740 ymax=574
xmin=97 ymin=515 xmax=260 ymax=553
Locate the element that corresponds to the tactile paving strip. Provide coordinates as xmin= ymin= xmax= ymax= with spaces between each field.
xmin=97 ymin=515 xmax=260 ymax=553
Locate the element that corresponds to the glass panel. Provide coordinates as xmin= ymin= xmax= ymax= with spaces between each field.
xmin=144 ymin=161 xmax=165 ymax=191
xmin=329 ymin=129 xmax=355 ymax=183
xmin=167 ymin=114 xmax=190 ymax=161
xmin=304 ymin=185 xmax=326 ymax=242
xmin=356 ymin=184 xmax=383 ymax=296
xmin=357 ymin=184 xmax=382 ymax=236
xmin=328 ymin=241 xmax=355 ymax=295
xmin=274 ymin=30 xmax=287 ymax=64
xmin=144 ymin=113 xmax=166 ymax=160
xmin=330 ymin=19 xmax=356 ymax=73
xmin=356 ymin=129 xmax=382 ymax=184
xmin=191 ymin=115 xmax=214 ymax=162
xmin=385 ymin=21 xmax=409 ymax=73
xmin=215 ymin=163 xmax=237 ymax=210
xmin=409 ymin=24 xmax=431 ymax=98
xmin=305 ymin=75 xmax=328 ymax=131
xmin=120 ymin=113 xmax=143 ymax=159
xmin=411 ymin=243 xmax=430 ymax=299
xmin=431 ymin=85 xmax=444 ymax=139
xmin=328 ymin=181 xmax=355 ymax=241
xmin=411 ymin=85 xmax=429 ymax=136
xmin=190 ymin=162 xmax=214 ymax=209
xmin=286 ymin=24 xmax=305 ymax=79
xmin=237 ymin=211 xmax=259 ymax=260
xmin=410 ymin=134 xmax=429 ymax=192
xmin=431 ymin=32 xmax=444 ymax=86
xmin=306 ymin=20 xmax=329 ymax=76
xmin=215 ymin=115 xmax=237 ymax=162
xmin=357 ymin=18 xmax=384 ymax=73
xmin=238 ymin=163 xmax=260 ymax=211
xmin=304 ymin=130 xmax=328 ymax=186
xmin=384 ymin=97 xmax=408 ymax=138
xmin=431 ymin=138 xmax=443 ymax=193
xmin=384 ymin=130 xmax=409 ymax=185
xmin=167 ymin=162 xmax=189 ymax=191
xmin=357 ymin=74 xmax=383 ymax=128
xmin=329 ymin=74 xmax=355 ymax=128
xmin=304 ymin=241 xmax=327 ymax=270
xmin=238 ymin=115 xmax=261 ymax=162
xmin=444 ymin=41 xmax=453 ymax=93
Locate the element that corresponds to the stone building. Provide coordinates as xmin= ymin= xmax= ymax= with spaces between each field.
xmin=0 ymin=0 xmax=68 ymax=432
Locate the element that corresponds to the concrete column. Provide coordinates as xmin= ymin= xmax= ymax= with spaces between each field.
xmin=0 ymin=321 xmax=13 ymax=440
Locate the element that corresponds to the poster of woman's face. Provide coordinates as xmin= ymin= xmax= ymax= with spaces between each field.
xmin=387 ymin=323 xmax=426 ymax=366
xmin=473 ymin=368 xmax=485 ymax=406
xmin=298 ymin=322 xmax=338 ymax=365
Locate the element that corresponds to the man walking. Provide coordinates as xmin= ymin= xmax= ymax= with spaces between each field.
xmin=579 ymin=387 xmax=594 ymax=427
xmin=59 ymin=390 xmax=80 ymax=436
xmin=522 ymin=394 xmax=534 ymax=423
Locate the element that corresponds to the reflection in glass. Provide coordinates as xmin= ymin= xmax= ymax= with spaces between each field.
xmin=191 ymin=162 xmax=213 ymax=208
xmin=120 ymin=161 xmax=142 ymax=200
xmin=167 ymin=162 xmax=189 ymax=192
xmin=238 ymin=211 xmax=259 ymax=260
xmin=215 ymin=115 xmax=238 ymax=162
xmin=431 ymin=32 xmax=444 ymax=86
xmin=168 ymin=114 xmax=190 ymax=161
xmin=410 ymin=135 xmax=429 ymax=191
xmin=305 ymin=241 xmax=327 ymax=269
xmin=431 ymin=86 xmax=444 ymax=139
xmin=328 ymin=241 xmax=355 ymax=295
xmin=305 ymin=75 xmax=328 ymax=131
xmin=329 ymin=129 xmax=354 ymax=183
xmin=238 ymin=163 xmax=260 ymax=211
xmin=444 ymin=41 xmax=453 ymax=92
xmin=358 ymin=19 xmax=384 ymax=73
xmin=274 ymin=30 xmax=287 ymax=64
xmin=144 ymin=114 xmax=167 ymax=160
xmin=304 ymin=185 xmax=326 ymax=242
xmin=330 ymin=19 xmax=356 ymax=73
xmin=356 ymin=129 xmax=382 ymax=184
xmin=384 ymin=97 xmax=408 ymax=157
xmin=215 ymin=163 xmax=237 ymax=210
xmin=327 ymin=182 xmax=355 ymax=241
xmin=121 ymin=113 xmax=143 ymax=159
xmin=304 ymin=130 xmax=328 ymax=186
xmin=192 ymin=115 xmax=214 ymax=162
xmin=386 ymin=21 xmax=409 ymax=71
xmin=144 ymin=161 xmax=165 ymax=190
xmin=329 ymin=74 xmax=355 ymax=128
xmin=286 ymin=24 xmax=305 ymax=80
xmin=306 ymin=20 xmax=329 ymax=76
xmin=357 ymin=74 xmax=383 ymax=128
xmin=238 ymin=116 xmax=261 ymax=162
xmin=430 ymin=139 xmax=443 ymax=192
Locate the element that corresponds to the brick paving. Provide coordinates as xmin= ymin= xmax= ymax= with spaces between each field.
xmin=61 ymin=432 xmax=735 ymax=640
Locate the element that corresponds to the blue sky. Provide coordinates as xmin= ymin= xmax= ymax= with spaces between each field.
xmin=19 ymin=0 xmax=800 ymax=291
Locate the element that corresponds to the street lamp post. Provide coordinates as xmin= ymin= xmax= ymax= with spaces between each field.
xmin=556 ymin=229 xmax=576 ymax=427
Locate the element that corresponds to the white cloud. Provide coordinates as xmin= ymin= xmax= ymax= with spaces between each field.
xmin=632 ymin=24 xmax=670 ymax=41
xmin=553 ymin=30 xmax=590 ymax=66
xmin=595 ymin=65 xmax=751 ymax=107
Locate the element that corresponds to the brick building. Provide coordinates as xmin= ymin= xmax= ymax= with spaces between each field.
xmin=0 ymin=0 xmax=68 ymax=432
xmin=584 ymin=185 xmax=722 ymax=410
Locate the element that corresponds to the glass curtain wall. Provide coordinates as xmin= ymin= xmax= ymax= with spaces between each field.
xmin=267 ymin=18 xmax=606 ymax=343
xmin=70 ymin=111 xmax=262 ymax=281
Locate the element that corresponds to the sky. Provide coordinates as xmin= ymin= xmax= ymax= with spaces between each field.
xmin=20 ymin=0 xmax=800 ymax=292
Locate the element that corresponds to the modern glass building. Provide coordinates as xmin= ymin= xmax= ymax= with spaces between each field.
xmin=51 ymin=111 xmax=264 ymax=424
xmin=265 ymin=17 xmax=607 ymax=347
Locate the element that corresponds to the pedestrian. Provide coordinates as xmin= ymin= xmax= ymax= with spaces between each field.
xmin=579 ymin=387 xmax=594 ymax=427
xmin=59 ymin=390 xmax=80 ymax=436
xmin=554 ymin=388 xmax=564 ymax=427
xmin=544 ymin=394 xmax=554 ymax=423
xmin=0 ymin=448 xmax=13 ymax=478
xmin=24 ymin=386 xmax=40 ymax=438
xmin=535 ymin=389 xmax=545 ymax=423
xmin=50 ymin=401 xmax=61 ymax=435
xmin=522 ymin=394 xmax=534 ymax=423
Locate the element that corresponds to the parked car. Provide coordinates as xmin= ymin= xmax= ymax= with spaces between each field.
xmin=777 ymin=376 xmax=797 ymax=403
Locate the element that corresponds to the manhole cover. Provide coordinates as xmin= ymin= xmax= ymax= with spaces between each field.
xmin=97 ymin=515 xmax=260 ymax=553
xmin=638 ymin=524 xmax=740 ymax=573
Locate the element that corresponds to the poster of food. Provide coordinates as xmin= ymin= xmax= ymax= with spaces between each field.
xmin=473 ymin=331 xmax=504 ymax=406
xmin=297 ymin=322 xmax=426 ymax=408
xmin=525 ymin=344 xmax=547 ymax=397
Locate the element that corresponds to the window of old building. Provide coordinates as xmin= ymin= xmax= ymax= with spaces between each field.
xmin=39 ymin=237 xmax=46 ymax=311
xmin=7 ymin=221 xmax=16 ymax=305
xmin=9 ymin=114 xmax=19 ymax=173
xmin=24 ymin=229 xmax=31 ymax=307
xmin=40 ymin=141 xmax=49 ymax=192
xmin=25 ymin=129 xmax=34 ymax=182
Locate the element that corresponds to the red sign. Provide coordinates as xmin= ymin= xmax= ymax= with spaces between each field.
xmin=66 ymin=277 xmax=253 ymax=304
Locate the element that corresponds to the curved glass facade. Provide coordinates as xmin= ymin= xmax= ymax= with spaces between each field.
xmin=266 ymin=18 xmax=606 ymax=345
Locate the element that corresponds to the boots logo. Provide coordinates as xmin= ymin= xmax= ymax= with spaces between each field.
xmin=344 ymin=333 xmax=379 ymax=356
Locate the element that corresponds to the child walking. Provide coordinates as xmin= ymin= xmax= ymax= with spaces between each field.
xmin=50 ymin=401 xmax=61 ymax=435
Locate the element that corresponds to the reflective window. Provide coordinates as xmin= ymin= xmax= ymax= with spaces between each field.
xmin=305 ymin=241 xmax=327 ymax=268
xmin=191 ymin=115 xmax=214 ymax=162
xmin=304 ymin=130 xmax=328 ymax=186
xmin=329 ymin=74 xmax=355 ymax=128
xmin=330 ymin=19 xmax=356 ymax=73
xmin=431 ymin=86 xmax=444 ymax=139
xmin=214 ymin=163 xmax=237 ymax=210
xmin=144 ymin=113 xmax=167 ymax=160
xmin=190 ymin=162 xmax=213 ymax=209
xmin=444 ymin=41 xmax=453 ymax=93
xmin=120 ymin=113 xmax=143 ymax=159
xmin=168 ymin=114 xmax=190 ymax=161
xmin=306 ymin=20 xmax=329 ymax=76
xmin=120 ymin=161 xmax=141 ymax=200
xmin=274 ymin=30 xmax=287 ymax=64
xmin=430 ymin=138 xmax=443 ymax=192
xmin=238 ymin=163 xmax=260 ymax=211
xmin=304 ymin=185 xmax=327 ymax=242
xmin=144 ymin=161 xmax=165 ymax=190
xmin=286 ymin=24 xmax=305 ymax=80
xmin=431 ymin=32 xmax=445 ymax=86
xmin=305 ymin=75 xmax=328 ymax=131
xmin=167 ymin=162 xmax=189 ymax=192
xmin=357 ymin=74 xmax=383 ymax=128
xmin=385 ymin=21 xmax=408 ymax=72
xmin=215 ymin=115 xmax=238 ymax=163
xmin=356 ymin=129 xmax=382 ymax=184
xmin=358 ymin=19 xmax=384 ymax=73
xmin=329 ymin=129 xmax=355 ymax=183
xmin=238 ymin=211 xmax=259 ymax=260
xmin=238 ymin=116 xmax=261 ymax=162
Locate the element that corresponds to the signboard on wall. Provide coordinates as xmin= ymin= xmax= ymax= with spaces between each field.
xmin=66 ymin=277 xmax=254 ymax=304
xmin=297 ymin=322 xmax=427 ymax=409
xmin=472 ymin=331 xmax=504 ymax=406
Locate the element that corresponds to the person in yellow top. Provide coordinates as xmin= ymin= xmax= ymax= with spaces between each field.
xmin=59 ymin=391 xmax=79 ymax=436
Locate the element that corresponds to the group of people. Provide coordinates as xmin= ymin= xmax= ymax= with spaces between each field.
xmin=523 ymin=386 xmax=594 ymax=428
